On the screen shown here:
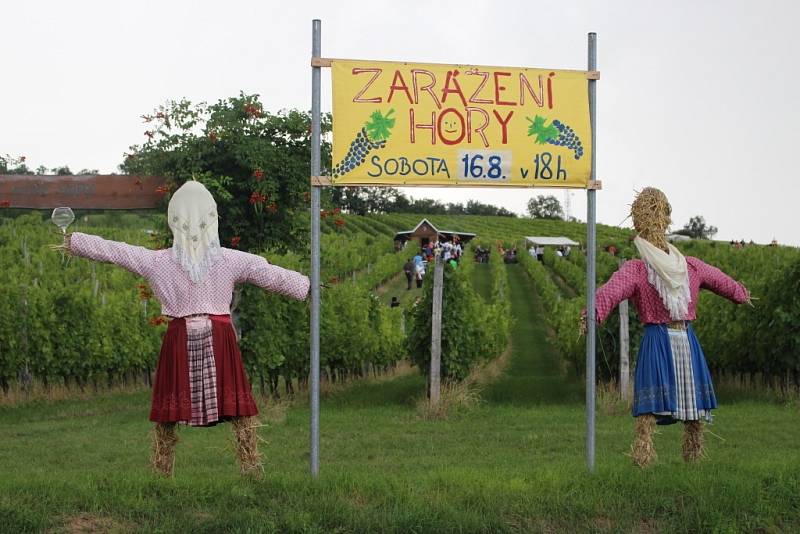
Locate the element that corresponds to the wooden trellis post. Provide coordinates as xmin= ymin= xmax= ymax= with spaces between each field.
xmin=429 ymin=254 xmax=444 ymax=404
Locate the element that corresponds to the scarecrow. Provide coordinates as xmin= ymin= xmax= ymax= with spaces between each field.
xmin=583 ymin=187 xmax=750 ymax=467
xmin=53 ymin=181 xmax=310 ymax=477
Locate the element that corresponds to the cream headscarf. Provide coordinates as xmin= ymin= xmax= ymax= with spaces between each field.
xmin=633 ymin=235 xmax=691 ymax=320
xmin=167 ymin=181 xmax=221 ymax=283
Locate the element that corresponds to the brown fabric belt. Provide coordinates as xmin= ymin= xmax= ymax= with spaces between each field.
xmin=667 ymin=321 xmax=687 ymax=330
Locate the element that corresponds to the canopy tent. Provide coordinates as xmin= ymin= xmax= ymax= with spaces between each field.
xmin=525 ymin=236 xmax=580 ymax=247
xmin=394 ymin=218 xmax=477 ymax=245
xmin=667 ymin=233 xmax=692 ymax=242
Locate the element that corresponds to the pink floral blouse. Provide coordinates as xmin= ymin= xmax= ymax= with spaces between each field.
xmin=595 ymin=257 xmax=748 ymax=324
xmin=70 ymin=232 xmax=310 ymax=318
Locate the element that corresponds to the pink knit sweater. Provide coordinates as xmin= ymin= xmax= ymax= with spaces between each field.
xmin=595 ymin=257 xmax=748 ymax=324
xmin=70 ymin=232 xmax=310 ymax=318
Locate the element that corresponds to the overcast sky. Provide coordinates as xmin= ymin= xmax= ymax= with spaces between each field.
xmin=2 ymin=0 xmax=798 ymax=245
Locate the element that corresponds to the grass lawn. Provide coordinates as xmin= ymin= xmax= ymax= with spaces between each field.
xmin=1 ymin=265 xmax=798 ymax=532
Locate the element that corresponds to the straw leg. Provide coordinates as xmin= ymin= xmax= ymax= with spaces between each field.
xmin=151 ymin=422 xmax=178 ymax=477
xmin=231 ymin=416 xmax=264 ymax=477
xmin=631 ymin=414 xmax=657 ymax=468
xmin=682 ymin=420 xmax=705 ymax=463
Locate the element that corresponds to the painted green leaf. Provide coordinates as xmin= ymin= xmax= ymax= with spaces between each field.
xmin=364 ymin=109 xmax=396 ymax=142
xmin=527 ymin=115 xmax=559 ymax=144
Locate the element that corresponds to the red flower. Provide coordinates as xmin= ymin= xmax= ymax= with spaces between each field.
xmin=332 ymin=207 xmax=341 ymax=214
xmin=252 ymin=169 xmax=264 ymax=181
xmin=137 ymin=283 xmax=152 ymax=300
xmin=0 ymin=200 xmax=11 ymax=208
xmin=148 ymin=316 xmax=167 ymax=327
xmin=155 ymin=185 xmax=170 ymax=195
xmin=244 ymin=104 xmax=264 ymax=118
xmin=320 ymin=209 xmax=328 ymax=220
xmin=334 ymin=218 xmax=345 ymax=227
xmin=249 ymin=191 xmax=267 ymax=204
xmin=231 ymin=236 xmax=241 ymax=248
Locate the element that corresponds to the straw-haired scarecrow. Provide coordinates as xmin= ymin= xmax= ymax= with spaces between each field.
xmin=54 ymin=181 xmax=310 ymax=477
xmin=584 ymin=187 xmax=750 ymax=467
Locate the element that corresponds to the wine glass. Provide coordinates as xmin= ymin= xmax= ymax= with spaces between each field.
xmin=51 ymin=207 xmax=75 ymax=234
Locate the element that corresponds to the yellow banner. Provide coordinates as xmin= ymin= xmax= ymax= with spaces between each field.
xmin=331 ymin=59 xmax=591 ymax=188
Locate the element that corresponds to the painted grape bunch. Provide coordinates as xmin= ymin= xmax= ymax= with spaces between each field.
xmin=527 ymin=115 xmax=584 ymax=160
xmin=332 ymin=109 xmax=395 ymax=178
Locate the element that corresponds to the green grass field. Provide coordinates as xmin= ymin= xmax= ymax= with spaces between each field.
xmin=1 ymin=264 xmax=799 ymax=533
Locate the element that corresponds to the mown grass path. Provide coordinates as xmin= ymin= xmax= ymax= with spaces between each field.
xmin=469 ymin=261 xmax=492 ymax=302
xmin=484 ymin=264 xmax=582 ymax=405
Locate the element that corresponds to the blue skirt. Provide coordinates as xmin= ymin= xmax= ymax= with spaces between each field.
xmin=632 ymin=323 xmax=716 ymax=423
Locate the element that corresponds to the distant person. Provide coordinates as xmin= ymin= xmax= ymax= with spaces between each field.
xmin=403 ymin=258 xmax=415 ymax=290
xmin=414 ymin=256 xmax=426 ymax=288
xmin=390 ymin=296 xmax=400 ymax=308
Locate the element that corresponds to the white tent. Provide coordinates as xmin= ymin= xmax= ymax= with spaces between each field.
xmin=525 ymin=236 xmax=580 ymax=247
xmin=667 ymin=233 xmax=692 ymax=242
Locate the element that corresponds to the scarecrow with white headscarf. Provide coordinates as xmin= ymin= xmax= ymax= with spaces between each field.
xmin=55 ymin=181 xmax=309 ymax=477
xmin=584 ymin=187 xmax=750 ymax=467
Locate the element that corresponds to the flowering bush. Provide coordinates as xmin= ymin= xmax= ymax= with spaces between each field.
xmin=120 ymin=93 xmax=332 ymax=253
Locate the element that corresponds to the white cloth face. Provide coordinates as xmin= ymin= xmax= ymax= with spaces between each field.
xmin=167 ymin=181 xmax=222 ymax=283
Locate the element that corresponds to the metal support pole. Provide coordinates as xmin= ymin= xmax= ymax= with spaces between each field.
xmin=309 ymin=18 xmax=322 ymax=478
xmin=586 ymin=31 xmax=598 ymax=473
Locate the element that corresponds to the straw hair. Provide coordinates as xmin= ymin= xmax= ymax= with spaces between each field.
xmin=630 ymin=414 xmax=657 ymax=468
xmin=682 ymin=420 xmax=706 ymax=462
xmin=151 ymin=423 xmax=178 ymax=477
xmin=231 ymin=416 xmax=264 ymax=477
xmin=630 ymin=187 xmax=671 ymax=251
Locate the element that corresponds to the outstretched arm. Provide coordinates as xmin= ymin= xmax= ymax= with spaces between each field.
xmin=594 ymin=260 xmax=639 ymax=324
xmin=581 ymin=261 xmax=639 ymax=334
xmin=692 ymin=258 xmax=750 ymax=304
xmin=237 ymin=251 xmax=310 ymax=301
xmin=67 ymin=232 xmax=157 ymax=278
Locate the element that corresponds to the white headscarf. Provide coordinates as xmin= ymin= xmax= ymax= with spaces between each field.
xmin=633 ymin=235 xmax=691 ymax=320
xmin=167 ymin=181 xmax=221 ymax=283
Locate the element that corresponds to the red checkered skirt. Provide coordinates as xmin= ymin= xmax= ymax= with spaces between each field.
xmin=149 ymin=314 xmax=258 ymax=426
